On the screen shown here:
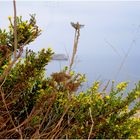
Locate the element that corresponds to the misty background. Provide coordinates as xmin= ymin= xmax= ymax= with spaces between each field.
xmin=0 ymin=1 xmax=140 ymax=89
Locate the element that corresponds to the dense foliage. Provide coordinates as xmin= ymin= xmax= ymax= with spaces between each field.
xmin=0 ymin=15 xmax=140 ymax=139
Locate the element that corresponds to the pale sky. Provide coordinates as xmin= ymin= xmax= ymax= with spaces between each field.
xmin=0 ymin=1 xmax=140 ymax=87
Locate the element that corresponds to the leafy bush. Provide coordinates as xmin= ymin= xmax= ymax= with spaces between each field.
xmin=0 ymin=15 xmax=139 ymax=139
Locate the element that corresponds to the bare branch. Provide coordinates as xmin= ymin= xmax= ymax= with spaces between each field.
xmin=13 ymin=0 xmax=17 ymax=58
xmin=0 ymin=87 xmax=16 ymax=132
xmin=88 ymin=107 xmax=94 ymax=139
xmin=69 ymin=22 xmax=84 ymax=73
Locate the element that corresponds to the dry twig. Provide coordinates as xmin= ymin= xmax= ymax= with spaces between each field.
xmin=13 ymin=0 xmax=18 ymax=58
xmin=69 ymin=22 xmax=84 ymax=73
xmin=88 ymin=107 xmax=94 ymax=139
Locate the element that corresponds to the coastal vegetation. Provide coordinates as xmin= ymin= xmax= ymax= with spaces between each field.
xmin=0 ymin=2 xmax=140 ymax=139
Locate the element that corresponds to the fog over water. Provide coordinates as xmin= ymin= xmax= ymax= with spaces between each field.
xmin=0 ymin=1 xmax=140 ymax=89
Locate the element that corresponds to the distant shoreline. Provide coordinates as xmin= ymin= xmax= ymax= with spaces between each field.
xmin=52 ymin=54 xmax=68 ymax=61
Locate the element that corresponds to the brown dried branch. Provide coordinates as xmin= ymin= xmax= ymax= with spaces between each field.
xmin=0 ymin=87 xmax=17 ymax=133
xmin=31 ymin=94 xmax=56 ymax=139
xmin=69 ymin=22 xmax=84 ymax=73
xmin=88 ymin=107 xmax=94 ymax=139
xmin=50 ymin=105 xmax=70 ymax=139
xmin=13 ymin=0 xmax=17 ymax=58
xmin=7 ymin=106 xmax=36 ymax=133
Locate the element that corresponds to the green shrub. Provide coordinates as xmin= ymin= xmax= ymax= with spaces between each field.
xmin=0 ymin=15 xmax=139 ymax=139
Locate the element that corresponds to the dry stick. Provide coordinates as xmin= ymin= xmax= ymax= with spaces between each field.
xmin=39 ymin=108 xmax=80 ymax=138
xmin=55 ymin=108 xmax=82 ymax=138
xmin=88 ymin=107 xmax=94 ymax=139
xmin=39 ymin=97 xmax=56 ymax=130
xmin=114 ymin=40 xmax=136 ymax=80
xmin=50 ymin=105 xmax=70 ymax=139
xmin=18 ymin=127 xmax=23 ymax=139
xmin=0 ymin=73 xmax=23 ymax=138
xmin=71 ymin=56 xmax=81 ymax=70
xmin=0 ymin=118 xmax=10 ymax=132
xmin=64 ymin=46 xmax=71 ymax=68
xmin=104 ymin=39 xmax=121 ymax=57
xmin=0 ymin=0 xmax=20 ymax=137
xmin=0 ymin=0 xmax=18 ymax=81
xmin=13 ymin=0 xmax=17 ymax=58
xmin=102 ymin=80 xmax=110 ymax=92
xmin=114 ymin=25 xmax=140 ymax=80
xmin=0 ymin=0 xmax=18 ymax=83
xmin=67 ymin=25 xmax=81 ymax=132
xmin=31 ymin=95 xmax=56 ymax=139
xmin=54 ymin=127 xmax=64 ymax=139
xmin=0 ymin=87 xmax=16 ymax=130
xmin=7 ymin=106 xmax=37 ymax=133
xmin=69 ymin=29 xmax=79 ymax=73
xmin=40 ymin=107 xmax=69 ymax=139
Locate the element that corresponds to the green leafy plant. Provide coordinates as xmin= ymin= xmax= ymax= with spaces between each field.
xmin=0 ymin=11 xmax=139 ymax=139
